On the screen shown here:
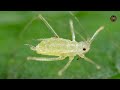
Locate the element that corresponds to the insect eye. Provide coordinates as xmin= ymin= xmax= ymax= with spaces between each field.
xmin=83 ymin=48 xmax=86 ymax=51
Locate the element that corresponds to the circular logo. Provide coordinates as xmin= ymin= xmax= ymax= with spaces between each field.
xmin=110 ymin=15 xmax=117 ymax=22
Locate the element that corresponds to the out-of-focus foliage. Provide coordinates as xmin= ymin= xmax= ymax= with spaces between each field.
xmin=0 ymin=11 xmax=120 ymax=79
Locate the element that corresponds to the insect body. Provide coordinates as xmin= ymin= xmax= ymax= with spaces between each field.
xmin=34 ymin=38 xmax=90 ymax=57
xmin=26 ymin=14 xmax=104 ymax=76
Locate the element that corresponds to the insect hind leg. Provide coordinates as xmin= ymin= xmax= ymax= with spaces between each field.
xmin=19 ymin=14 xmax=59 ymax=39
xmin=27 ymin=56 xmax=66 ymax=61
xmin=38 ymin=14 xmax=59 ymax=38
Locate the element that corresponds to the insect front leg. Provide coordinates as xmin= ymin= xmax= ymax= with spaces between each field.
xmin=79 ymin=54 xmax=101 ymax=69
xmin=27 ymin=56 xmax=66 ymax=61
xmin=58 ymin=56 xmax=74 ymax=76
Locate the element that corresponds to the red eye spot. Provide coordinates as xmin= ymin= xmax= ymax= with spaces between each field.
xmin=83 ymin=48 xmax=86 ymax=51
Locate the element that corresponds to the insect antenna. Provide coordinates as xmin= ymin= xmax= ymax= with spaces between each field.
xmin=89 ymin=26 xmax=104 ymax=44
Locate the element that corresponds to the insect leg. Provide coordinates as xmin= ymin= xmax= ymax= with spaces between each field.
xmin=69 ymin=11 xmax=85 ymax=30
xmin=69 ymin=11 xmax=87 ymax=41
xmin=58 ymin=56 xmax=74 ymax=76
xmin=19 ymin=15 xmax=38 ymax=39
xmin=38 ymin=14 xmax=59 ymax=38
xmin=79 ymin=55 xmax=101 ymax=69
xmin=27 ymin=56 xmax=65 ymax=61
xmin=69 ymin=19 xmax=76 ymax=41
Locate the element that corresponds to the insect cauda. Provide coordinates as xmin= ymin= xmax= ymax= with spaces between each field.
xmin=25 ymin=13 xmax=104 ymax=76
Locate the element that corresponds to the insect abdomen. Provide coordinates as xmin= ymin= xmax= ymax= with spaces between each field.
xmin=36 ymin=38 xmax=78 ymax=56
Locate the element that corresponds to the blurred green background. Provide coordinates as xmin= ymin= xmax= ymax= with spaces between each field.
xmin=0 ymin=11 xmax=120 ymax=79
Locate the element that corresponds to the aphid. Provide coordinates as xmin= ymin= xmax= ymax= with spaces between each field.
xmin=25 ymin=13 xmax=104 ymax=76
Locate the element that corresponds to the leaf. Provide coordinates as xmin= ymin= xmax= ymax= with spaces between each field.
xmin=0 ymin=11 xmax=120 ymax=79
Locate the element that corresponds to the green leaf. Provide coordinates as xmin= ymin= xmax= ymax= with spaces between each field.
xmin=0 ymin=11 xmax=120 ymax=79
